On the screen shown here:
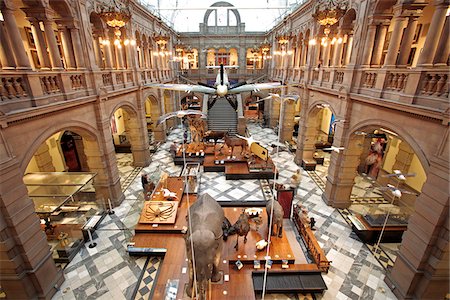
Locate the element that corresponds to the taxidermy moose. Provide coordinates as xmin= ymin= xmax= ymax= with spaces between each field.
xmin=184 ymin=193 xmax=224 ymax=300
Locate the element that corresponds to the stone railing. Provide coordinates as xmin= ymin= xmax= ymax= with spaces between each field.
xmin=115 ymin=73 xmax=124 ymax=85
xmin=40 ymin=75 xmax=61 ymax=94
xmin=385 ymin=72 xmax=408 ymax=92
xmin=70 ymin=74 xmax=85 ymax=90
xmin=126 ymin=72 xmax=133 ymax=83
xmin=312 ymin=70 xmax=319 ymax=81
xmin=334 ymin=71 xmax=344 ymax=84
xmin=102 ymin=73 xmax=112 ymax=86
xmin=419 ymin=72 xmax=448 ymax=98
xmin=361 ymin=72 xmax=377 ymax=88
xmin=0 ymin=76 xmax=28 ymax=100
xmin=322 ymin=71 xmax=330 ymax=82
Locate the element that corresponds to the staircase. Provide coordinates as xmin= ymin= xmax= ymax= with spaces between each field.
xmin=207 ymin=97 xmax=237 ymax=134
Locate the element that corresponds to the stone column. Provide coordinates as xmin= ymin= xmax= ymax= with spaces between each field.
xmin=92 ymin=34 xmax=103 ymax=68
xmin=322 ymin=122 xmax=362 ymax=208
xmin=28 ymin=19 xmax=51 ymax=69
xmin=34 ymin=143 xmax=55 ymax=172
xmin=417 ymin=3 xmax=448 ymax=66
xmin=385 ymin=155 xmax=449 ymax=299
xmin=371 ymin=23 xmax=388 ymax=66
xmin=332 ymin=34 xmax=344 ymax=67
xmin=280 ymin=99 xmax=295 ymax=142
xmin=123 ymin=110 xmax=151 ymax=167
xmin=103 ymin=33 xmax=114 ymax=69
xmin=43 ymin=20 xmax=63 ymax=70
xmin=301 ymin=42 xmax=308 ymax=66
xmin=69 ymin=27 xmax=86 ymax=69
xmin=343 ymin=34 xmax=353 ymax=66
xmin=384 ymin=15 xmax=408 ymax=67
xmin=361 ymin=24 xmax=377 ymax=66
xmin=433 ymin=16 xmax=450 ymax=66
xmin=0 ymin=164 xmax=64 ymax=299
xmin=59 ymin=27 xmax=76 ymax=69
xmin=1 ymin=7 xmax=31 ymax=69
xmin=296 ymin=110 xmax=319 ymax=164
xmin=82 ymin=131 xmax=124 ymax=207
xmin=141 ymin=42 xmax=148 ymax=69
xmin=0 ymin=22 xmax=16 ymax=69
xmin=323 ymin=40 xmax=331 ymax=66
xmin=397 ymin=17 xmax=419 ymax=67
xmin=115 ymin=45 xmax=125 ymax=69
xmin=297 ymin=43 xmax=303 ymax=67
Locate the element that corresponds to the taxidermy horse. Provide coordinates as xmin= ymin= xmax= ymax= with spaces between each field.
xmin=185 ymin=193 xmax=224 ymax=300
xmin=220 ymin=132 xmax=247 ymax=155
xmin=266 ymin=199 xmax=284 ymax=238
xmin=230 ymin=210 xmax=250 ymax=250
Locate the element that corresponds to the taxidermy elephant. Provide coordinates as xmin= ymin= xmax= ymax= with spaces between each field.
xmin=266 ymin=199 xmax=284 ymax=238
xmin=185 ymin=193 xmax=224 ymax=299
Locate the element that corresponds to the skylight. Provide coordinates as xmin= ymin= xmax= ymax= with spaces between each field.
xmin=137 ymin=0 xmax=305 ymax=32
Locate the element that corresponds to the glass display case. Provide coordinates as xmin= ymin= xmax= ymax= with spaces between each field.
xmin=24 ymin=172 xmax=105 ymax=263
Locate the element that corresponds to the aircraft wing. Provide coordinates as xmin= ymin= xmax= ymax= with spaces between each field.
xmin=147 ymin=83 xmax=216 ymax=94
xmin=228 ymin=82 xmax=282 ymax=94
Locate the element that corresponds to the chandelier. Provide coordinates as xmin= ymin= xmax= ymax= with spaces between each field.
xmin=277 ymin=34 xmax=290 ymax=45
xmin=155 ymin=33 xmax=169 ymax=49
xmin=99 ymin=0 xmax=131 ymax=28
xmin=99 ymin=0 xmax=132 ymax=47
xmin=312 ymin=0 xmax=347 ymax=30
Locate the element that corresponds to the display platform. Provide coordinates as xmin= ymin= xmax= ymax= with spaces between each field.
xmin=147 ymin=177 xmax=184 ymax=202
xmin=132 ymin=202 xmax=320 ymax=299
xmin=348 ymin=213 xmax=408 ymax=243
xmin=222 ymin=208 xmax=294 ymax=264
xmin=135 ymin=195 xmax=197 ymax=233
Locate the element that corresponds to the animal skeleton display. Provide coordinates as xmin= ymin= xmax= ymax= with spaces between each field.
xmin=139 ymin=201 xmax=178 ymax=224
xmin=144 ymin=202 xmax=175 ymax=221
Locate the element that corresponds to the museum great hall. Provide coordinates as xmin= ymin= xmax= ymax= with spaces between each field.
xmin=0 ymin=0 xmax=448 ymax=299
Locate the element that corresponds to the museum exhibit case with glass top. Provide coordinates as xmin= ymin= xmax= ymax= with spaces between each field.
xmin=24 ymin=172 xmax=105 ymax=262
xmin=347 ymin=202 xmax=414 ymax=244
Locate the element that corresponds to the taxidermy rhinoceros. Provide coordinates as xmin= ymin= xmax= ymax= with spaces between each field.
xmin=185 ymin=193 xmax=224 ymax=299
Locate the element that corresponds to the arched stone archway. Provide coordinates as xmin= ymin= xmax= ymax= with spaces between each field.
xmin=296 ymin=101 xmax=337 ymax=164
xmin=0 ymin=119 xmax=126 ymax=299
xmin=110 ymin=102 xmax=150 ymax=167
xmin=145 ymin=94 xmax=165 ymax=141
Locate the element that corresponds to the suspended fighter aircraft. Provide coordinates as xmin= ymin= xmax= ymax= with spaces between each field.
xmin=148 ymin=64 xmax=282 ymax=97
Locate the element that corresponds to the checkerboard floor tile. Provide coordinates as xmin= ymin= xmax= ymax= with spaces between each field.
xmin=133 ymin=257 xmax=162 ymax=300
xmin=51 ymin=124 xmax=399 ymax=300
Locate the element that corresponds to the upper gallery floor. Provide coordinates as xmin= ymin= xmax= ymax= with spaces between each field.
xmin=0 ymin=0 xmax=448 ymax=123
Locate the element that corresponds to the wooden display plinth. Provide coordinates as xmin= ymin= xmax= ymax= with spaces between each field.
xmin=132 ymin=202 xmax=323 ymax=299
xmin=135 ymin=194 xmax=197 ymax=234
xmin=222 ymin=208 xmax=294 ymax=264
xmin=149 ymin=177 xmax=185 ymax=202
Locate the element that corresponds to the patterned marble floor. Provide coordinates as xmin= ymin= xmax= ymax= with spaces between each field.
xmin=51 ymin=124 xmax=398 ymax=300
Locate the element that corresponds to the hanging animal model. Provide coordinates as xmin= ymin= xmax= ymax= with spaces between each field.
xmin=185 ymin=193 xmax=224 ymax=300
xmin=266 ymin=199 xmax=284 ymax=238
xmin=230 ymin=211 xmax=250 ymax=250
xmin=220 ymin=132 xmax=247 ymax=156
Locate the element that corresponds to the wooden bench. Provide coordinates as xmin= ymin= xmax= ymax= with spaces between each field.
xmin=293 ymin=205 xmax=331 ymax=273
